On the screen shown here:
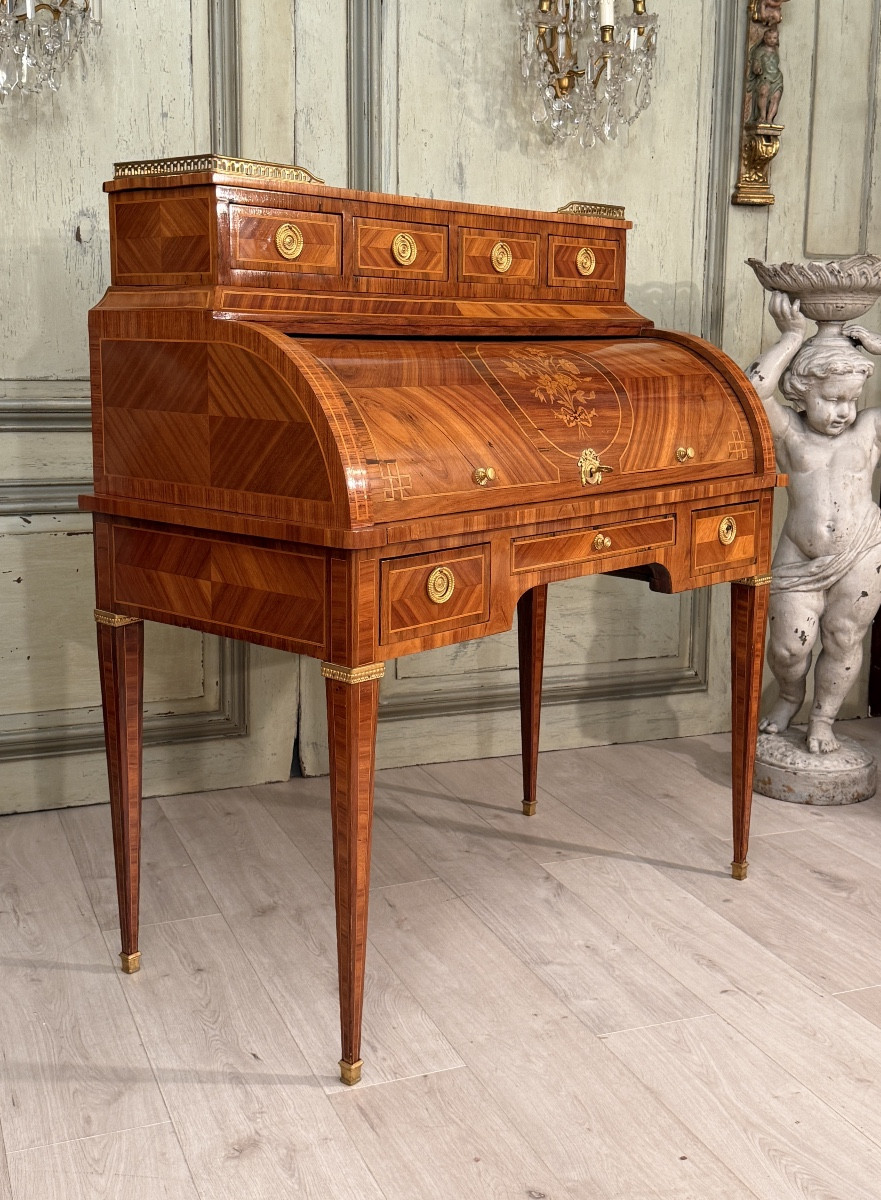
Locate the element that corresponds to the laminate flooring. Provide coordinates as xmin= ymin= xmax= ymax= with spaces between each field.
xmin=5 ymin=720 xmax=881 ymax=1197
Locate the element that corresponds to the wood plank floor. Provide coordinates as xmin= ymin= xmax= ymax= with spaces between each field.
xmin=5 ymin=720 xmax=881 ymax=1197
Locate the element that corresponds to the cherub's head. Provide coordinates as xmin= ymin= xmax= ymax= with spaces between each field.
xmin=763 ymin=28 xmax=780 ymax=48
xmin=781 ymin=340 xmax=874 ymax=436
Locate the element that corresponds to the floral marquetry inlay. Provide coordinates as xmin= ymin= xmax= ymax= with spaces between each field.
xmin=502 ymin=347 xmax=599 ymax=434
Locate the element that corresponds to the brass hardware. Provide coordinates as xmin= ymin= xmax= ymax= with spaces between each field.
xmin=737 ymin=573 xmax=772 ymax=588
xmin=119 ymin=951 xmax=141 ymax=973
xmin=633 ymin=0 xmax=647 ymax=12
xmin=275 ymin=223 xmax=304 ymax=261
xmin=321 ymin=662 xmax=386 ymax=685
xmin=491 ymin=241 xmax=513 ymax=273
xmin=578 ymin=448 xmax=613 ymax=487
xmin=472 ymin=467 xmax=496 ymax=486
xmin=426 ymin=566 xmax=456 ymax=605
xmin=600 ymin=25 xmax=614 ymax=42
xmin=114 ymin=154 xmax=322 ymax=184
xmin=391 ymin=232 xmax=418 ymax=266
xmin=576 ymin=247 xmax=597 ymax=277
xmin=731 ymin=861 xmax=749 ymax=881
xmin=592 ymin=533 xmax=612 ymax=551
xmin=523 ymin=800 xmax=537 ymax=816
xmin=94 ymin=609 xmax=141 ymax=627
xmin=339 ymin=1059 xmax=363 ymax=1086
xmin=675 ymin=446 xmax=695 ymax=463
xmin=557 ymin=200 xmax=626 ymax=220
xmin=718 ymin=516 xmax=738 ymax=546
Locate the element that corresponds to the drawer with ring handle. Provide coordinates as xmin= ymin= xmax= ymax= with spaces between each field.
xmin=381 ymin=545 xmax=489 ymax=642
xmin=229 ymin=205 xmax=342 ymax=275
xmin=691 ymin=504 xmax=758 ymax=573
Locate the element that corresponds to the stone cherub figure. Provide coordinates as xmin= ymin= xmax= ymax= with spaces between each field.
xmin=748 ymin=291 xmax=881 ymax=753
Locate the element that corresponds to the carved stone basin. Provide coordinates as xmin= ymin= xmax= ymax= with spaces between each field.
xmin=747 ymin=255 xmax=881 ymax=323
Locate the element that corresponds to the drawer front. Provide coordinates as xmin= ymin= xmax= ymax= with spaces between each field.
xmin=548 ymin=234 xmax=621 ymax=289
xmin=230 ymin=205 xmax=341 ymax=275
xmin=691 ymin=503 xmax=758 ymax=574
xmin=459 ymin=229 xmax=538 ymax=284
xmin=382 ymin=546 xmax=489 ymax=641
xmin=512 ymin=516 xmax=675 ymax=573
xmin=354 ymin=218 xmax=448 ymax=281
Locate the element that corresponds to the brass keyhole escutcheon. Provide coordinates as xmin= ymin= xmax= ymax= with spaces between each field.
xmin=593 ymin=533 xmax=612 ymax=551
xmin=576 ymin=246 xmax=597 ymax=277
xmin=275 ymin=223 xmax=304 ymax=261
xmin=472 ymin=466 xmax=496 ymax=486
xmin=578 ymin=447 xmax=613 ymax=487
xmin=426 ymin=565 xmax=456 ymax=604
xmin=491 ymin=241 xmax=513 ymax=273
xmin=391 ymin=232 xmax=418 ymax=266
xmin=718 ymin=516 xmax=738 ymax=546
xmin=676 ymin=446 xmax=695 ymax=463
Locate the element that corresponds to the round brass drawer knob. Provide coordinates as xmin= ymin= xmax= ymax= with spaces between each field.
xmin=472 ymin=466 xmax=496 ymax=486
xmin=576 ymin=246 xmax=597 ymax=277
xmin=491 ymin=241 xmax=513 ymax=273
xmin=391 ymin=232 xmax=418 ymax=266
xmin=593 ymin=533 xmax=612 ymax=551
xmin=275 ymin=223 xmax=304 ymax=261
xmin=427 ymin=565 xmax=456 ymax=604
xmin=676 ymin=446 xmax=695 ymax=463
xmin=718 ymin=516 xmax=738 ymax=546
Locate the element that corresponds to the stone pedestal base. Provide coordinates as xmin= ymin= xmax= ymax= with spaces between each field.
xmin=753 ymin=727 xmax=877 ymax=805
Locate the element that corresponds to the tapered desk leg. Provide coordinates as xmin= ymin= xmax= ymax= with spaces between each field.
xmin=95 ymin=611 xmax=144 ymax=973
xmin=730 ymin=577 xmax=771 ymax=881
xmin=517 ymin=585 xmax=548 ymax=817
xmin=323 ymin=661 xmax=384 ymax=1085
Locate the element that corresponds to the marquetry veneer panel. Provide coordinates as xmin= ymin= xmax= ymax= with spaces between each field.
xmin=113 ymin=196 xmax=212 ymax=283
xmin=112 ymin=526 xmax=326 ymax=647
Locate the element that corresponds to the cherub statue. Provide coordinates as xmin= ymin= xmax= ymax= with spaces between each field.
xmin=748 ymin=292 xmax=881 ymax=753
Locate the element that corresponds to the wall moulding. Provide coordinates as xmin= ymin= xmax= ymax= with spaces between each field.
xmin=379 ymin=590 xmax=711 ymax=724
xmin=0 ymin=638 xmax=248 ymax=763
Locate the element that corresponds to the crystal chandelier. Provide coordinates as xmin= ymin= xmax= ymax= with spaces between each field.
xmin=518 ymin=0 xmax=658 ymax=145
xmin=0 ymin=0 xmax=102 ymax=102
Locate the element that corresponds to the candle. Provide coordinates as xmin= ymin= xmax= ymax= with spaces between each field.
xmin=92 ymin=0 xmax=102 ymax=19
xmin=599 ymin=0 xmax=614 ymax=26
xmin=25 ymin=0 xmax=36 ymax=18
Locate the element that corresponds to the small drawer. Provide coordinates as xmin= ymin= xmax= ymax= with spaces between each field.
xmin=381 ymin=546 xmax=489 ymax=642
xmin=548 ymin=234 xmax=621 ymax=289
xmin=459 ymin=228 xmax=538 ymax=284
xmin=691 ymin=503 xmax=758 ymax=574
xmin=512 ymin=516 xmax=675 ymax=573
xmin=230 ymin=205 xmax=341 ymax=275
xmin=354 ymin=217 xmax=448 ymax=281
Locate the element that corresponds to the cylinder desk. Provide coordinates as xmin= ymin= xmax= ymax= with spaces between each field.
xmin=80 ymin=155 xmax=777 ymax=1084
